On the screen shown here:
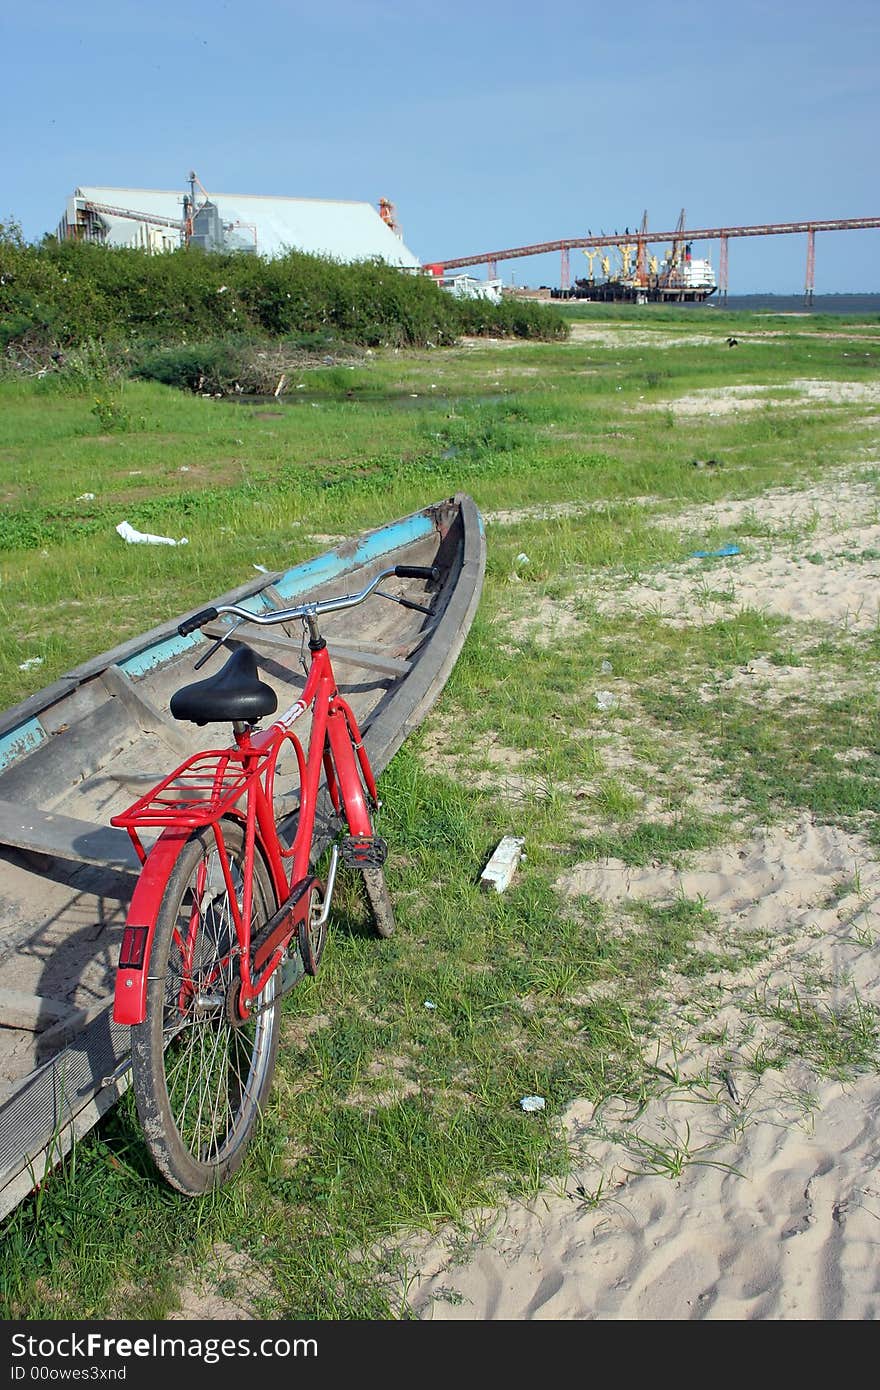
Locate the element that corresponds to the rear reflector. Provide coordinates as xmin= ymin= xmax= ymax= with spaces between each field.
xmin=119 ymin=924 xmax=149 ymax=969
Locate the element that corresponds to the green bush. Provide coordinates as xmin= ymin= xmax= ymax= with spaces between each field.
xmin=0 ymin=233 xmax=566 ymax=373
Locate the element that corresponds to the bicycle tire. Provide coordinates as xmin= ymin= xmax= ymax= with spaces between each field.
xmin=330 ymin=723 xmax=396 ymax=940
xmin=131 ymin=822 xmax=280 ymax=1195
xmin=361 ymin=865 xmax=395 ymax=939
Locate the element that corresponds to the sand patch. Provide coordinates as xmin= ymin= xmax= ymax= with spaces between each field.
xmin=169 ymin=1243 xmax=275 ymax=1321
xmin=402 ymin=817 xmax=880 ymax=1319
xmin=406 ymin=1062 xmax=880 ymax=1319
xmin=587 ymin=471 xmax=880 ymax=631
xmin=483 ymin=496 xmax=660 ymax=527
xmin=650 ymin=378 xmax=880 ymax=417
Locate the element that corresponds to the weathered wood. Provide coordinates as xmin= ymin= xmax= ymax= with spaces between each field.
xmin=101 ymin=665 xmax=189 ymax=753
xmin=364 ymin=495 xmax=486 ymax=771
xmin=203 ymin=621 xmax=410 ymax=677
xmin=327 ymin=644 xmax=410 ymax=677
xmin=0 ymin=798 xmax=143 ymax=871
xmin=0 ymin=989 xmax=77 ymax=1034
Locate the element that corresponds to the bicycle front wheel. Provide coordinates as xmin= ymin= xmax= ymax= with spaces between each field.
xmin=131 ymin=822 xmax=280 ymax=1195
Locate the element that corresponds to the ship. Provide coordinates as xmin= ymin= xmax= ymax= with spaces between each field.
xmin=554 ymin=215 xmax=718 ymax=304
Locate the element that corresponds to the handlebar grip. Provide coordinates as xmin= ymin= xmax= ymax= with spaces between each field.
xmin=178 ymin=606 xmax=219 ymax=637
xmin=394 ymin=565 xmax=440 ymax=582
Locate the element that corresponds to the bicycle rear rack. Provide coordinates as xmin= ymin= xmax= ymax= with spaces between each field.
xmin=111 ymin=748 xmax=270 ymax=832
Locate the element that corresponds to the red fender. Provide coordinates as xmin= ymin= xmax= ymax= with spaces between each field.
xmin=114 ymin=827 xmax=191 ymax=1025
xmin=326 ymin=705 xmax=372 ymax=835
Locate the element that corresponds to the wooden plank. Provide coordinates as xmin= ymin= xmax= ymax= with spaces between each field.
xmin=0 ymin=799 xmax=144 ymax=872
xmin=0 ymin=988 xmax=78 ymax=1034
xmin=203 ymin=623 xmax=410 ymax=678
xmin=100 ymin=665 xmax=190 ymax=753
xmin=327 ymin=644 xmax=410 ymax=678
xmin=202 ymin=620 xmax=298 ymax=653
xmin=0 ymin=698 xmax=139 ymax=809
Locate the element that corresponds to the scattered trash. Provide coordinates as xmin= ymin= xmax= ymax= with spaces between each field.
xmin=600 ymin=659 xmax=613 ymax=674
xmin=722 ymin=1070 xmax=741 ymax=1105
xmin=116 ymin=521 xmax=188 ymax=547
xmin=515 ymin=553 xmax=530 ymax=566
xmin=253 ymin=564 xmax=269 ymax=574
xmin=423 ymin=1000 xmax=437 ymax=1011
xmin=691 ymin=543 xmax=741 ymax=559
xmin=520 ymin=1095 xmax=545 ymax=1114
xmin=179 ymin=466 xmax=190 ymax=472
xmin=296 ymin=383 xmax=306 ymax=390
xmin=76 ymin=492 xmax=95 ymax=501
xmin=727 ymin=336 xmax=739 ymax=347
xmin=440 ymin=446 xmax=459 ymax=460
xmin=480 ymin=836 xmax=526 ymax=894
xmin=596 ymin=690 xmax=617 ymax=711
xmin=691 ymin=457 xmax=722 ymax=469
xmin=18 ymin=657 xmax=43 ymax=672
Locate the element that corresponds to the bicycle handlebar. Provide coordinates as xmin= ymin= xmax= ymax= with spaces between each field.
xmin=177 ymin=565 xmax=439 ymax=637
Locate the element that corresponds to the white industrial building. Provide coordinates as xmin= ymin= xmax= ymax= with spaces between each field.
xmin=436 ymin=272 xmax=503 ymax=304
xmin=56 ymin=185 xmax=421 ymax=269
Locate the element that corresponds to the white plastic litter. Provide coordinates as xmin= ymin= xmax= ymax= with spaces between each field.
xmin=423 ymin=1000 xmax=437 ymax=1011
xmin=595 ymin=690 xmax=617 ymax=711
xmin=520 ymin=1095 xmax=545 ymax=1113
xmin=601 ymin=659 xmax=613 ymax=674
xmin=18 ymin=657 xmax=43 ymax=672
xmin=76 ymin=492 xmax=95 ymax=501
xmin=116 ymin=521 xmax=188 ymax=547
xmin=480 ymin=836 xmax=526 ymax=893
xmin=515 ymin=553 xmax=530 ymax=565
xmin=253 ymin=563 xmax=269 ymax=574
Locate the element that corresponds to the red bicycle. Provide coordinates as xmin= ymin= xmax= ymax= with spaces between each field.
xmin=110 ymin=562 xmax=438 ymax=1195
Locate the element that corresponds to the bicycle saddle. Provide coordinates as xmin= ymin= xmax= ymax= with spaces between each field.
xmin=170 ymin=645 xmax=278 ymax=726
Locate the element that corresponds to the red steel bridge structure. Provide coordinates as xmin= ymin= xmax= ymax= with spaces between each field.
xmin=431 ymin=217 xmax=880 ymax=303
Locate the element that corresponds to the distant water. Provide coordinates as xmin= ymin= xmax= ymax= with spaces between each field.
xmin=715 ymin=293 xmax=880 ymax=316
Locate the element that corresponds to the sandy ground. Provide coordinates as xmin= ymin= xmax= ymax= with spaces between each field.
xmin=398 ymin=464 xmax=880 ymax=1322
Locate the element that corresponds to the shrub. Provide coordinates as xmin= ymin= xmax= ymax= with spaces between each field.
xmin=0 ymin=235 xmax=566 ymax=369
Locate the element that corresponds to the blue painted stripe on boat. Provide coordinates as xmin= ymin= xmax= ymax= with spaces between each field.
xmin=273 ymin=513 xmax=435 ymax=600
xmin=119 ymin=632 xmax=202 ymax=677
xmin=0 ymin=717 xmax=46 ymax=771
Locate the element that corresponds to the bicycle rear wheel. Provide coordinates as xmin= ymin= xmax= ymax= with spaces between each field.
xmin=329 ymin=723 xmax=396 ymax=940
xmin=131 ymin=822 xmax=280 ymax=1195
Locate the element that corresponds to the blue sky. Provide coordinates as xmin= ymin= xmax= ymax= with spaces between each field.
xmin=4 ymin=0 xmax=877 ymax=292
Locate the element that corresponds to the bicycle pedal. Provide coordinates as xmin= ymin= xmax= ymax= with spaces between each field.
xmin=340 ymin=834 xmax=387 ymax=869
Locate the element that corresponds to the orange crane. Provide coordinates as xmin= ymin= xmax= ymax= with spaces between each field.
xmin=378 ymin=197 xmax=402 ymax=238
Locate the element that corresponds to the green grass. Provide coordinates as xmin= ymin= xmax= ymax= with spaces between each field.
xmin=2 ymin=309 xmax=880 ymax=1318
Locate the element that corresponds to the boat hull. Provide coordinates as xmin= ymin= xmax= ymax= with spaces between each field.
xmin=0 ymin=493 xmax=485 ymax=1219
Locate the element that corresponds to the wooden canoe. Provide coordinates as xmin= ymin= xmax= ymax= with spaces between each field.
xmin=0 ymin=493 xmax=485 ymax=1219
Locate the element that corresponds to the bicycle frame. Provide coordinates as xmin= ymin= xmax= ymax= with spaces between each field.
xmin=112 ymin=642 xmax=377 ymax=1026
